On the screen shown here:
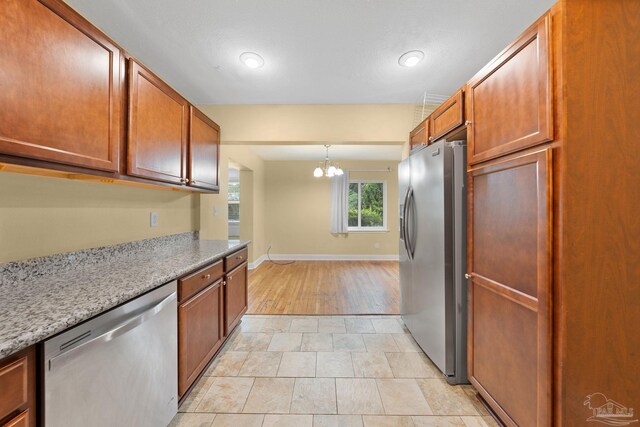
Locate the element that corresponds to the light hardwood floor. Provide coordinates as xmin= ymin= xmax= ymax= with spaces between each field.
xmin=248 ymin=261 xmax=400 ymax=315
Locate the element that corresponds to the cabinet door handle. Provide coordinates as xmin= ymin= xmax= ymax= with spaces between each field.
xmin=465 ymin=274 xmax=472 ymax=280
xmin=465 ymin=120 xmax=472 ymax=126
xmin=190 ymin=180 xmax=196 ymax=184
xmin=428 ymin=136 xmax=434 ymax=142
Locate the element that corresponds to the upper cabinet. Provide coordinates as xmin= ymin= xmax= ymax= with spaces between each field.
xmin=466 ymin=14 xmax=552 ymax=165
xmin=409 ymin=118 xmax=429 ymax=151
xmin=127 ymin=59 xmax=189 ymax=185
xmin=189 ymin=107 xmax=220 ymax=191
xmin=0 ymin=0 xmax=122 ymax=172
xmin=429 ymin=89 xmax=464 ymax=142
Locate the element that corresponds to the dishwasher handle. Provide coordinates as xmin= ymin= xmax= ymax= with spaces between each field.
xmin=48 ymin=291 xmax=176 ymax=371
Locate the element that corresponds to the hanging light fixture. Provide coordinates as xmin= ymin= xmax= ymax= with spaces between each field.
xmin=313 ymin=145 xmax=343 ymax=178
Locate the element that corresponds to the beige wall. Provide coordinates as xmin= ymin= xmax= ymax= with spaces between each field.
xmin=0 ymin=172 xmax=199 ymax=263
xmin=264 ymin=160 xmax=399 ymax=256
xmin=197 ymin=143 xmax=266 ymax=264
xmin=202 ymin=104 xmax=415 ymax=144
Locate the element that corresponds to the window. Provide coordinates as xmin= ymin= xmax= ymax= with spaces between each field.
xmin=348 ymin=181 xmax=386 ymax=231
xmin=228 ymin=169 xmax=240 ymax=239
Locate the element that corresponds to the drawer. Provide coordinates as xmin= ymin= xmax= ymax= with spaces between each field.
xmin=225 ymin=247 xmax=248 ymax=271
xmin=178 ymin=260 xmax=224 ymax=302
xmin=4 ymin=410 xmax=29 ymax=427
xmin=0 ymin=355 xmax=29 ymax=422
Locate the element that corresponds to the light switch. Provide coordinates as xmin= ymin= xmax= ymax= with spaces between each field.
xmin=150 ymin=212 xmax=159 ymax=227
xmin=213 ymin=206 xmax=219 ymax=217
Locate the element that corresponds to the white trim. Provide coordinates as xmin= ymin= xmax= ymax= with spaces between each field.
xmin=248 ymin=254 xmax=267 ymax=270
xmin=266 ymin=254 xmax=399 ymax=261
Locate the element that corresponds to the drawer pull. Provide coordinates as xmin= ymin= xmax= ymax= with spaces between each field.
xmin=202 ymin=274 xmax=211 ymax=280
xmin=236 ymin=256 xmax=243 ymax=260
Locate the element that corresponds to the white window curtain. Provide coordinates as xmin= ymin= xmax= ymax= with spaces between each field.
xmin=330 ymin=171 xmax=349 ymax=234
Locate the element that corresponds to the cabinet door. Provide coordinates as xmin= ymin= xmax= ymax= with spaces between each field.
xmin=3 ymin=411 xmax=29 ymax=427
xmin=429 ymin=89 xmax=464 ymax=142
xmin=128 ymin=59 xmax=188 ymax=185
xmin=467 ymin=13 xmax=552 ymax=165
xmin=225 ymin=262 xmax=248 ymax=334
xmin=0 ymin=0 xmax=122 ymax=172
xmin=188 ymin=107 xmax=220 ymax=191
xmin=178 ymin=280 xmax=224 ymax=397
xmin=468 ymin=148 xmax=552 ymax=426
xmin=409 ymin=118 xmax=429 ymax=150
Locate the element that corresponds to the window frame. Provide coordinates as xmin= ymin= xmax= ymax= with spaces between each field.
xmin=348 ymin=179 xmax=388 ymax=232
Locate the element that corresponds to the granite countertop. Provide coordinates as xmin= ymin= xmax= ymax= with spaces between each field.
xmin=0 ymin=233 xmax=250 ymax=359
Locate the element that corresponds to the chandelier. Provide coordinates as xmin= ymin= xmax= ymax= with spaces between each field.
xmin=313 ymin=145 xmax=344 ymax=178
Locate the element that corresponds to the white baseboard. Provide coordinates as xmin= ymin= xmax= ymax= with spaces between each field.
xmin=248 ymin=254 xmax=267 ymax=270
xmin=265 ymin=254 xmax=400 ymax=262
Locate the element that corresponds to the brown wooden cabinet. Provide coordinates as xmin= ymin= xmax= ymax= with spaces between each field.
xmin=409 ymin=118 xmax=429 ymax=151
xmin=224 ymin=256 xmax=248 ymax=335
xmin=188 ymin=107 xmax=220 ymax=191
xmin=466 ymin=14 xmax=552 ymax=165
xmin=127 ymin=59 xmax=189 ymax=185
xmin=178 ymin=278 xmax=225 ymax=397
xmin=0 ymin=347 xmax=36 ymax=427
xmin=0 ymin=0 xmax=122 ymax=172
xmin=429 ymin=89 xmax=464 ymax=142
xmin=468 ymin=148 xmax=552 ymax=426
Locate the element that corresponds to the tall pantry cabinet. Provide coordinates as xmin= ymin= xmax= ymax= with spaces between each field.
xmin=465 ymin=1 xmax=640 ymax=426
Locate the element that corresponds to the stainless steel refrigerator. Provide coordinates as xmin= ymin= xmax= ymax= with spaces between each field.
xmin=399 ymin=139 xmax=468 ymax=384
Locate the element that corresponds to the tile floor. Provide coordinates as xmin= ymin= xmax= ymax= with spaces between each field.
xmin=170 ymin=315 xmax=499 ymax=427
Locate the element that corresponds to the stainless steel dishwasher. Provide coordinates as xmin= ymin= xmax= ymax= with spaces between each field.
xmin=44 ymin=281 xmax=178 ymax=427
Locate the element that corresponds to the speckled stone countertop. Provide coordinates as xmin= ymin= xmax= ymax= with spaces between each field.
xmin=0 ymin=233 xmax=250 ymax=359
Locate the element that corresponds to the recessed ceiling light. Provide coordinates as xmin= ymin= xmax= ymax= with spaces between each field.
xmin=398 ymin=50 xmax=424 ymax=67
xmin=239 ymin=52 xmax=264 ymax=69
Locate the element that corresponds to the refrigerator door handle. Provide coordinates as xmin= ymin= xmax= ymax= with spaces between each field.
xmin=405 ymin=187 xmax=415 ymax=260
xmin=402 ymin=186 xmax=413 ymax=260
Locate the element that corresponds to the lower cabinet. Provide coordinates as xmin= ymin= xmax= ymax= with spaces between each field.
xmin=225 ymin=261 xmax=248 ymax=335
xmin=0 ymin=347 xmax=36 ymax=427
xmin=467 ymin=148 xmax=552 ymax=426
xmin=178 ymin=279 xmax=224 ymax=397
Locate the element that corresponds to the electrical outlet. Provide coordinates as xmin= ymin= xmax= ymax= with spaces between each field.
xmin=213 ymin=205 xmax=219 ymax=217
xmin=150 ymin=212 xmax=159 ymax=227
xmin=374 ymin=242 xmax=381 ymax=249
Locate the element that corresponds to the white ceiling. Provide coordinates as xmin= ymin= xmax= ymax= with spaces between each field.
xmin=63 ymin=0 xmax=555 ymax=104
xmin=247 ymin=145 xmax=403 ymax=161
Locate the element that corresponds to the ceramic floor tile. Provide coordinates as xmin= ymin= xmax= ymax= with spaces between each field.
xmin=263 ymin=414 xmax=314 ymax=427
xmin=237 ymin=352 xmax=282 ymax=377
xmin=319 ymin=317 xmax=347 ymax=333
xmin=333 ymin=334 xmax=367 ymax=352
xmin=386 ymin=353 xmax=439 ymax=378
xmin=459 ymin=416 xmax=500 ymax=427
xmin=243 ymin=377 xmax=295 ymax=414
xmin=363 ymin=335 xmax=400 ymax=353
xmin=363 ymin=416 xmax=415 ymax=427
xmin=268 ymin=333 xmax=303 ymax=351
xmin=291 ymin=317 xmax=320 ymax=333
xmin=179 ymin=376 xmax=215 ymax=412
xmin=291 ymin=378 xmax=337 ymax=414
xmin=206 ymin=351 xmax=249 ymax=376
xmin=232 ymin=333 xmax=273 ymax=352
xmin=240 ymin=318 xmax=265 ymax=333
xmin=392 ymin=334 xmax=422 ymax=352
xmin=336 ymin=378 xmax=385 ymax=415
xmin=260 ymin=317 xmax=292 ymax=332
xmin=376 ymin=379 xmax=432 ymax=416
xmin=211 ymin=414 xmax=264 ymax=427
xmin=412 ymin=416 xmax=466 ymax=426
xmin=302 ymin=333 xmax=334 ymax=352
xmin=416 ymin=380 xmax=481 ymax=415
xmin=195 ymin=377 xmax=254 ymax=413
xmin=371 ymin=319 xmax=405 ymax=334
xmin=278 ymin=352 xmax=317 ymax=377
xmin=351 ymin=352 xmax=394 ymax=378
xmin=314 ymin=415 xmax=365 ymax=427
xmin=345 ymin=318 xmax=376 ymax=334
xmin=169 ymin=413 xmax=216 ymax=427
xmin=460 ymin=386 xmax=490 ymax=415
xmin=317 ymin=352 xmax=355 ymax=377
